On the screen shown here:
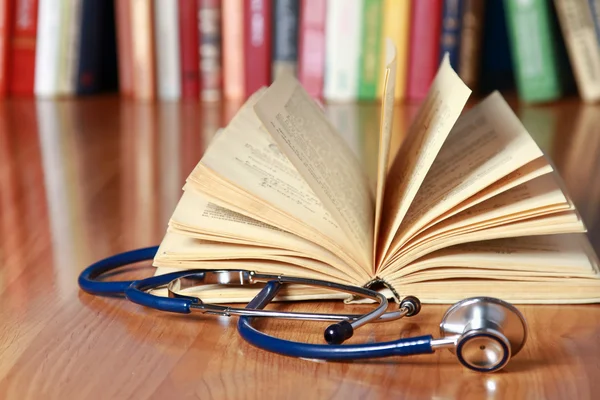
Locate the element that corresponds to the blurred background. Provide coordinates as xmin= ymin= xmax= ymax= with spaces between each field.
xmin=0 ymin=0 xmax=598 ymax=104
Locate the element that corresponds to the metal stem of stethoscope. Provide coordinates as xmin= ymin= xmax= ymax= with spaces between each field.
xmin=167 ymin=270 xmax=422 ymax=343
xmin=188 ymin=302 xmax=414 ymax=322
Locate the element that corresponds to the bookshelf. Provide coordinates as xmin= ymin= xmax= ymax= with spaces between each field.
xmin=1 ymin=0 xmax=598 ymax=105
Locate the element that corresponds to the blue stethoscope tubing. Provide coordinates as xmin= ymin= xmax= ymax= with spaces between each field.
xmin=78 ymin=246 xmax=205 ymax=313
xmin=78 ymin=246 xmax=160 ymax=295
xmin=238 ymin=281 xmax=434 ymax=360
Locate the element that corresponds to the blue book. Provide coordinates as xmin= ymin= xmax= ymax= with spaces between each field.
xmin=272 ymin=0 xmax=300 ymax=80
xmin=439 ymin=0 xmax=464 ymax=71
xmin=76 ymin=0 xmax=105 ymax=95
xmin=479 ymin=0 xmax=514 ymax=94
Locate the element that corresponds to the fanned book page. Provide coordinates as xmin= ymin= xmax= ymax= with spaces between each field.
xmin=153 ymin=43 xmax=600 ymax=304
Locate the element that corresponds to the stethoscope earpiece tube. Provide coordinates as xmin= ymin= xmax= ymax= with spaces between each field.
xmin=240 ymin=283 xmax=435 ymax=360
xmin=125 ymin=272 xmax=201 ymax=314
xmin=238 ymin=315 xmax=434 ymax=360
xmin=78 ymin=246 xmax=159 ymax=295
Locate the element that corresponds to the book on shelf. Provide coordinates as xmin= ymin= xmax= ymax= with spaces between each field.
xmin=151 ymin=39 xmax=600 ymax=305
xmin=553 ymin=0 xmax=600 ymax=103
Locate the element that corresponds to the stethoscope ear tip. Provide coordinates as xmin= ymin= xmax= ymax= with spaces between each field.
xmin=400 ymin=295 xmax=422 ymax=317
xmin=324 ymin=320 xmax=354 ymax=344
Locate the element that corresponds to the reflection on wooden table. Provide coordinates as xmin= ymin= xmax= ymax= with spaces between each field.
xmin=0 ymin=95 xmax=599 ymax=398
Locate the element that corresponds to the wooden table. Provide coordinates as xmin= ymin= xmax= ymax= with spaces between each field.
xmin=1 ymin=96 xmax=599 ymax=399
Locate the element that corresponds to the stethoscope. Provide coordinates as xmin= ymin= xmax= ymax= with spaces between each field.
xmin=78 ymin=246 xmax=528 ymax=372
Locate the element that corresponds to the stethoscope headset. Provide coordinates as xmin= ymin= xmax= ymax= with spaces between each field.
xmin=78 ymin=246 xmax=528 ymax=373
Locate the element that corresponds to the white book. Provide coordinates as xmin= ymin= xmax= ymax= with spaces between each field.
xmin=323 ymin=0 xmax=363 ymax=102
xmin=55 ymin=0 xmax=80 ymax=95
xmin=62 ymin=0 xmax=83 ymax=95
xmin=34 ymin=0 xmax=62 ymax=97
xmin=154 ymin=0 xmax=182 ymax=101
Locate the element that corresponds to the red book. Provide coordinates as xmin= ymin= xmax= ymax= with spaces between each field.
xmin=8 ymin=0 xmax=38 ymax=96
xmin=0 ymin=0 xmax=11 ymax=96
xmin=243 ymin=0 xmax=271 ymax=97
xmin=406 ymin=0 xmax=443 ymax=100
xmin=298 ymin=0 xmax=326 ymax=99
xmin=179 ymin=0 xmax=200 ymax=99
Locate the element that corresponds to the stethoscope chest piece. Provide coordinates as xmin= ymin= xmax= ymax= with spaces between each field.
xmin=439 ymin=297 xmax=528 ymax=372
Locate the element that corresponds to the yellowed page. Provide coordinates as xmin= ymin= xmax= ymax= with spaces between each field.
xmin=191 ymin=91 xmax=371 ymax=276
xmin=386 ymin=174 xmax=572 ymax=268
xmin=155 ymin=230 xmax=353 ymax=283
xmin=388 ymin=278 xmax=600 ymax=304
xmin=377 ymin=54 xmax=471 ymax=264
xmin=384 ymin=210 xmax=585 ymax=273
xmin=382 ymin=92 xmax=545 ymax=268
xmin=253 ymin=74 xmax=373 ymax=268
xmin=162 ymin=186 xmax=366 ymax=283
xmin=423 ymin=157 xmax=553 ymax=231
xmin=398 ymin=234 xmax=599 ymax=277
xmin=388 ymin=234 xmax=600 ymax=303
xmin=373 ymin=39 xmax=398 ymax=267
xmin=185 ymin=172 xmax=371 ymax=281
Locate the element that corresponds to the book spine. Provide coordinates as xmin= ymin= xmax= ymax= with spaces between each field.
xmin=100 ymin=0 xmax=118 ymax=91
xmin=377 ymin=0 xmax=411 ymax=100
xmin=178 ymin=0 xmax=199 ymax=99
xmin=222 ymin=0 xmax=244 ymax=99
xmin=458 ymin=0 xmax=485 ymax=90
xmin=67 ymin=0 xmax=83 ymax=95
xmin=323 ymin=0 xmax=362 ymax=101
xmin=298 ymin=0 xmax=326 ymax=99
xmin=75 ymin=0 xmax=103 ymax=95
xmin=243 ymin=0 xmax=271 ymax=97
xmin=199 ymin=0 xmax=222 ymax=101
xmin=439 ymin=0 xmax=463 ymax=71
xmin=479 ymin=0 xmax=514 ymax=93
xmin=406 ymin=0 xmax=443 ymax=100
xmin=57 ymin=0 xmax=81 ymax=96
xmin=154 ymin=0 xmax=181 ymax=101
xmin=554 ymin=0 xmax=600 ymax=103
xmin=272 ymin=0 xmax=299 ymax=80
xmin=34 ymin=0 xmax=61 ymax=97
xmin=504 ymin=0 xmax=562 ymax=103
xmin=0 ymin=0 xmax=10 ymax=97
xmin=8 ymin=0 xmax=37 ymax=96
xmin=114 ymin=0 xmax=133 ymax=96
xmin=590 ymin=0 xmax=600 ymax=42
xmin=131 ymin=0 xmax=155 ymax=100
xmin=358 ymin=0 xmax=382 ymax=100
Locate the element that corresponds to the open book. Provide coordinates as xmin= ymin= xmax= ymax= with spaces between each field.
xmin=153 ymin=41 xmax=600 ymax=304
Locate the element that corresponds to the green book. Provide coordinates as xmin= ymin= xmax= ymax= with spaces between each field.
xmin=504 ymin=0 xmax=565 ymax=103
xmin=358 ymin=0 xmax=383 ymax=100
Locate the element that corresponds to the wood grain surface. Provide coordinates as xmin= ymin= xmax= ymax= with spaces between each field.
xmin=0 ymin=96 xmax=599 ymax=399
